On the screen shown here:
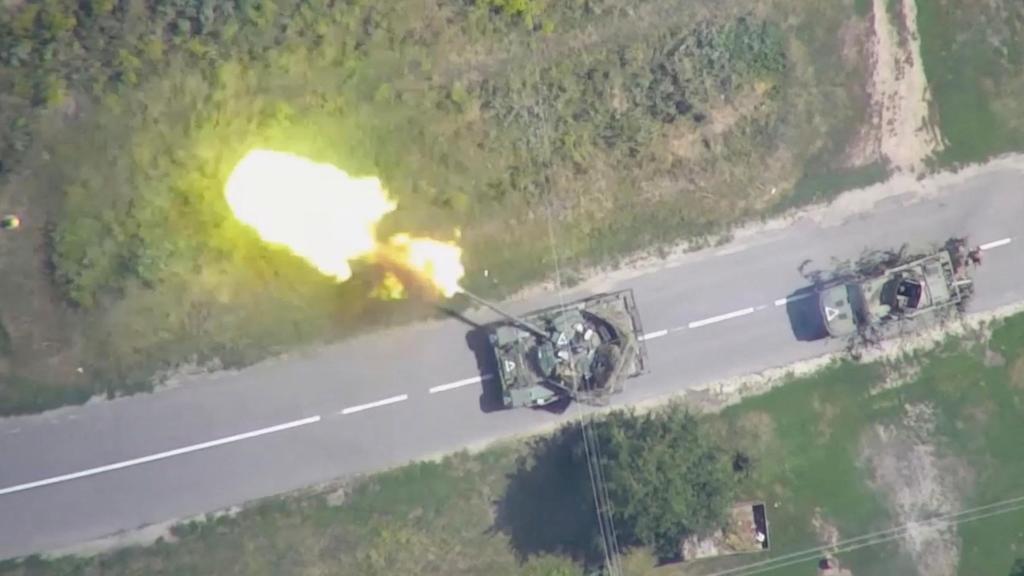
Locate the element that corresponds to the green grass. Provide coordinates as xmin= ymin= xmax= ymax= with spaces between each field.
xmin=916 ymin=0 xmax=1024 ymax=166
xmin=774 ymin=160 xmax=890 ymax=213
xmin=8 ymin=313 xmax=1024 ymax=575
xmin=3 ymin=0 xmax=1024 ymax=417
xmin=683 ymin=315 xmax=1024 ymax=575
xmin=678 ymin=362 xmax=912 ymax=576
xmin=0 ymin=448 xmax=580 ymax=576
xmin=0 ymin=0 xmax=881 ymax=414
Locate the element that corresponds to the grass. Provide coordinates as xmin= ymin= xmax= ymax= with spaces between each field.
xmin=916 ymin=0 xmax=1024 ymax=166
xmin=773 ymin=160 xmax=889 ymax=213
xmin=682 ymin=362 xmax=912 ymax=576
xmin=7 ymin=312 xmax=1024 ymax=575
xmin=683 ymin=316 xmax=1024 ymax=576
xmin=0 ymin=448 xmax=581 ymax=576
xmin=2 ymin=0 xmax=1024 ymax=418
xmin=0 ymin=0 xmax=880 ymax=414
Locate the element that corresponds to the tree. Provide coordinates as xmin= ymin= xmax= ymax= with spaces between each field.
xmin=592 ymin=408 xmax=737 ymax=559
xmin=500 ymin=407 xmax=743 ymax=567
xmin=1010 ymin=558 xmax=1024 ymax=576
xmin=520 ymin=555 xmax=583 ymax=576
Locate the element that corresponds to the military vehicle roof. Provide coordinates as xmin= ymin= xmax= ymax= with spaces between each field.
xmin=488 ymin=289 xmax=646 ymax=409
xmin=820 ymin=284 xmax=858 ymax=337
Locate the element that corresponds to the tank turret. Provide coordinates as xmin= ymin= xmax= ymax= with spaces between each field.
xmin=466 ymin=289 xmax=648 ymax=409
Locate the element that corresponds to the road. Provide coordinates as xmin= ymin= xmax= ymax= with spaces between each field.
xmin=1 ymin=159 xmax=1022 ymax=559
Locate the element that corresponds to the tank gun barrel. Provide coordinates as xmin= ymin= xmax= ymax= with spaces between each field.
xmin=458 ymin=290 xmax=549 ymax=340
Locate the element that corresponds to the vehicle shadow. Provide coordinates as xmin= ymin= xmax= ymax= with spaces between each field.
xmin=785 ymin=286 xmax=828 ymax=342
xmin=437 ymin=304 xmax=506 ymax=413
xmin=464 ymin=324 xmax=506 ymax=413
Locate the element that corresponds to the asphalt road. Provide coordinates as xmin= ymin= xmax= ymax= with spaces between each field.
xmin=1 ymin=160 xmax=1022 ymax=559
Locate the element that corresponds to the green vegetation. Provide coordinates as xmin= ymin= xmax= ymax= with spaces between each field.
xmin=8 ymin=312 xmax=1024 ymax=575
xmin=0 ymin=375 xmax=94 ymax=416
xmin=593 ymin=410 xmax=737 ymax=558
xmin=0 ymin=0 xmax=877 ymax=412
xmin=0 ymin=448 xmax=581 ymax=576
xmin=500 ymin=408 xmax=740 ymax=566
xmin=775 ymin=160 xmax=889 ymax=212
xmin=691 ymin=314 xmax=1024 ymax=575
xmin=916 ymin=0 xmax=1024 ymax=166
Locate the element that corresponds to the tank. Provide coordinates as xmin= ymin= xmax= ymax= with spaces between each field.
xmin=467 ymin=289 xmax=648 ymax=409
xmin=818 ymin=237 xmax=977 ymax=338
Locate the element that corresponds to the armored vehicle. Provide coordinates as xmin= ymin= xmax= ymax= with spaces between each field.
xmin=467 ymin=289 xmax=648 ymax=409
xmin=818 ymin=238 xmax=977 ymax=338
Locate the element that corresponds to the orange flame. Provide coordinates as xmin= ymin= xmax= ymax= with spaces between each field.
xmin=225 ymin=149 xmax=465 ymax=297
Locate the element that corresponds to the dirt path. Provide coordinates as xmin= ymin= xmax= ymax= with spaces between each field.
xmin=867 ymin=0 xmax=944 ymax=173
xmin=860 ymin=403 xmax=971 ymax=576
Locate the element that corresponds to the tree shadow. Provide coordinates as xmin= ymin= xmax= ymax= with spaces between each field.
xmin=493 ymin=424 xmax=606 ymax=567
xmin=784 ymin=285 xmax=828 ymax=342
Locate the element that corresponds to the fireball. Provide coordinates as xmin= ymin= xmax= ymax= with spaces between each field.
xmin=384 ymin=234 xmax=465 ymax=298
xmin=225 ymin=150 xmax=396 ymax=281
xmin=225 ymin=149 xmax=466 ymax=297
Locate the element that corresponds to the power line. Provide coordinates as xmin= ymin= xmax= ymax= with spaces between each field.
xmin=706 ymin=493 xmax=1024 ymax=576
xmin=543 ymin=193 xmax=624 ymax=576
xmin=527 ymin=46 xmax=624 ymax=574
xmin=723 ymin=501 xmax=1024 ymax=576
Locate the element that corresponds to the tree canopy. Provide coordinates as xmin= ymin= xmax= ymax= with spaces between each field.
xmin=500 ymin=406 xmax=741 ymax=565
xmin=592 ymin=408 xmax=737 ymax=558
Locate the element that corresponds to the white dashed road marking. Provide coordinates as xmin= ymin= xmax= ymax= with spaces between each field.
xmin=429 ymin=375 xmax=492 ymax=394
xmin=980 ymin=237 xmax=1012 ymax=251
xmin=4 ymin=235 xmax=1015 ymax=502
xmin=339 ymin=394 xmax=409 ymax=415
xmin=688 ymin=307 xmax=757 ymax=329
xmin=774 ymin=292 xmax=813 ymax=307
xmin=0 ymin=416 xmax=322 ymax=497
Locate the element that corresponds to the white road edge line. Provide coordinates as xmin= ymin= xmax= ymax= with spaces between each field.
xmin=429 ymin=375 xmax=492 ymax=394
xmin=980 ymin=237 xmax=1012 ymax=251
xmin=0 ymin=415 xmax=322 ymax=497
xmin=340 ymin=394 xmax=409 ymax=415
xmin=639 ymin=329 xmax=669 ymax=341
xmin=688 ymin=307 xmax=757 ymax=329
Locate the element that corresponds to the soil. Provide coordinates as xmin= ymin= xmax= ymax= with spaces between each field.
xmin=811 ymin=507 xmax=841 ymax=549
xmin=840 ymin=16 xmax=881 ymax=169
xmin=859 ymin=403 xmax=973 ymax=576
xmin=0 ymin=152 xmax=86 ymax=388
xmin=984 ymin=348 xmax=1007 ymax=368
xmin=865 ymin=0 xmax=944 ymax=174
xmin=869 ymin=361 xmax=922 ymax=395
xmin=1008 ymin=355 xmax=1024 ymax=390
xmin=811 ymin=510 xmax=854 ymax=575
